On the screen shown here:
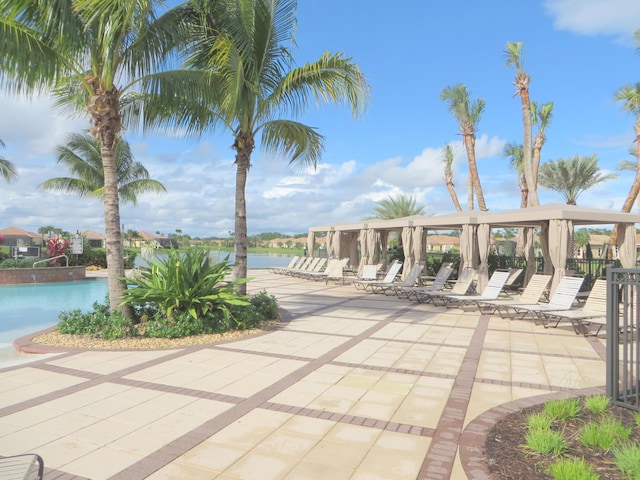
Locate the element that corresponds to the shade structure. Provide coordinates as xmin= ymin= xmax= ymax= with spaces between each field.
xmin=306 ymin=231 xmax=315 ymax=257
xmin=477 ymin=224 xmax=491 ymax=292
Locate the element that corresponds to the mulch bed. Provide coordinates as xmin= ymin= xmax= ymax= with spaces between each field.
xmin=485 ymin=402 xmax=640 ymax=479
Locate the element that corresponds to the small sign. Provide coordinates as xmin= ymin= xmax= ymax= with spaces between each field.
xmin=70 ymin=235 xmax=84 ymax=255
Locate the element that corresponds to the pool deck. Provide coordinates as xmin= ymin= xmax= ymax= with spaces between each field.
xmin=0 ymin=269 xmax=607 ymax=479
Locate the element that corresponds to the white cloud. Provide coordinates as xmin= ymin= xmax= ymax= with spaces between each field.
xmin=544 ymin=0 xmax=640 ymax=42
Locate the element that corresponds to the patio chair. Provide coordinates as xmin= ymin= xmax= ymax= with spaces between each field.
xmin=417 ymin=261 xmax=453 ymax=286
xmin=269 ymin=256 xmax=300 ymax=274
xmin=395 ymin=264 xmax=454 ymax=299
xmin=371 ymin=263 xmax=424 ymax=294
xmin=539 ymin=278 xmax=607 ymax=333
xmin=290 ymin=257 xmax=325 ymax=277
xmin=479 ymin=273 xmax=551 ymax=317
xmin=436 ymin=269 xmax=512 ymax=309
xmin=500 ymin=267 xmax=523 ymax=297
xmin=0 ymin=454 xmax=44 ymax=480
xmin=413 ymin=267 xmax=476 ymax=304
xmin=508 ymin=275 xmax=585 ymax=323
xmin=280 ymin=256 xmax=313 ymax=275
xmin=353 ymin=261 xmax=402 ymax=291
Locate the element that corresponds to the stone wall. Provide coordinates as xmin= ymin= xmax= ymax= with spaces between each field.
xmin=0 ymin=266 xmax=87 ymax=284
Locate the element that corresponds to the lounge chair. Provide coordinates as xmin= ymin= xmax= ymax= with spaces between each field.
xmin=371 ymin=263 xmax=424 ymax=294
xmin=356 ymin=264 xmax=379 ymax=282
xmin=507 ymin=275 xmax=584 ymax=322
xmin=417 ymin=261 xmax=454 ymax=286
xmin=479 ymin=273 xmax=551 ymax=316
xmin=395 ymin=264 xmax=454 ymax=299
xmin=539 ymin=278 xmax=607 ymax=333
xmin=437 ymin=269 xmax=511 ymax=309
xmin=270 ymin=256 xmax=300 ymax=274
xmin=413 ymin=267 xmax=476 ymax=304
xmin=500 ymin=267 xmax=523 ymax=297
xmin=0 ymin=454 xmax=44 ymax=480
xmin=353 ymin=261 xmax=403 ymax=291
xmin=290 ymin=257 xmax=325 ymax=277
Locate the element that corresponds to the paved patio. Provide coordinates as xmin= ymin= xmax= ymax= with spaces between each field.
xmin=0 ymin=269 xmax=607 ymax=479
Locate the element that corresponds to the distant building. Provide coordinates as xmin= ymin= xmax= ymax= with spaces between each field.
xmin=81 ymin=230 xmax=106 ymax=248
xmin=425 ymin=234 xmax=460 ymax=253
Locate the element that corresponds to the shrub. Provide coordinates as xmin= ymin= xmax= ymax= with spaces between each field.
xmin=579 ymin=417 xmax=631 ymax=450
xmin=544 ymin=398 xmax=582 ymax=420
xmin=613 ymin=442 xmax=640 ymax=478
xmin=584 ymin=394 xmax=610 ymax=415
xmin=121 ymin=248 xmax=249 ymax=321
xmin=522 ymin=428 xmax=567 ymax=456
xmin=58 ymin=298 xmax=138 ymax=339
xmin=546 ymin=458 xmax=599 ymax=480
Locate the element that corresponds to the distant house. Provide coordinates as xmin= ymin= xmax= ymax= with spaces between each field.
xmin=137 ymin=231 xmax=178 ymax=249
xmin=425 ymin=234 xmax=460 ymax=253
xmin=0 ymin=226 xmax=40 ymax=247
xmin=81 ymin=230 xmax=106 ymax=248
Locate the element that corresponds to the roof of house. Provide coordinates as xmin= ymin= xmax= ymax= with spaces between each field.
xmin=0 ymin=226 xmax=39 ymax=237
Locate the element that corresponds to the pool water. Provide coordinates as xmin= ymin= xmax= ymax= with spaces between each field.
xmin=0 ymin=280 xmax=108 ymax=366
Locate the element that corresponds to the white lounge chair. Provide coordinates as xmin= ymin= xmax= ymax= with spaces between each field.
xmin=437 ymin=269 xmax=511 ymax=309
xmin=395 ymin=264 xmax=454 ymax=299
xmin=508 ymin=275 xmax=585 ymax=322
xmin=372 ymin=263 xmax=424 ymax=294
xmin=353 ymin=261 xmax=403 ymax=291
xmin=539 ymin=278 xmax=607 ymax=333
xmin=479 ymin=273 xmax=551 ymax=316
xmin=500 ymin=267 xmax=523 ymax=297
xmin=413 ymin=267 xmax=476 ymax=304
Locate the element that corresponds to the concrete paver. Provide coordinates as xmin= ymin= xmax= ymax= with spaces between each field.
xmin=0 ymin=269 xmax=608 ymax=479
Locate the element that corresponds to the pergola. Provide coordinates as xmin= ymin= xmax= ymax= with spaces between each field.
xmin=308 ymin=203 xmax=640 ymax=292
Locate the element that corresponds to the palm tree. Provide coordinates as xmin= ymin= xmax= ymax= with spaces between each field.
xmin=0 ymin=0 xmax=196 ymax=315
xmin=366 ymin=194 xmax=426 ymax=220
xmin=182 ymin=0 xmax=369 ymax=294
xmin=613 ymin=83 xmax=640 ymax=214
xmin=440 ymin=83 xmax=487 ymax=211
xmin=503 ymin=142 xmax=528 ymax=208
xmin=442 ymin=145 xmax=462 ymax=212
xmin=38 ymin=133 xmax=166 ymax=205
xmin=538 ymin=154 xmax=617 ymax=205
xmin=531 ymin=101 xmax=554 ymax=185
xmin=0 ymin=139 xmax=17 ymax=183
xmin=505 ymin=41 xmax=539 ymax=207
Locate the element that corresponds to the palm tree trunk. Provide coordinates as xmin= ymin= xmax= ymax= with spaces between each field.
xmin=464 ymin=134 xmax=487 ymax=211
xmin=234 ymin=150 xmax=250 ymax=295
xmin=446 ymin=181 xmax=462 ymax=212
xmin=100 ymin=141 xmax=131 ymax=316
xmin=519 ymin=84 xmax=539 ymax=207
xmin=467 ymin=174 xmax=474 ymax=210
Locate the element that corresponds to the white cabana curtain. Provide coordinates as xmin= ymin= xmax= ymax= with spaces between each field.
xmin=413 ymin=226 xmax=424 ymax=269
xmin=358 ymin=229 xmax=370 ymax=265
xmin=616 ymin=222 xmax=637 ymax=268
xmin=401 ymin=227 xmax=414 ymax=280
xmin=477 ymin=224 xmax=491 ymax=292
xmin=548 ymin=219 xmax=573 ymax=292
xmin=523 ymin=227 xmax=536 ymax=285
xmin=327 ymin=230 xmax=338 ymax=259
xmin=460 ymin=224 xmax=477 ymax=271
xmin=306 ymin=232 xmax=315 ymax=257
xmin=540 ymin=223 xmax=553 ymax=275
xmin=343 ymin=232 xmax=359 ymax=268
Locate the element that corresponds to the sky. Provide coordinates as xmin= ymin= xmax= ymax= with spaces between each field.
xmin=1 ymin=0 xmax=640 ymax=239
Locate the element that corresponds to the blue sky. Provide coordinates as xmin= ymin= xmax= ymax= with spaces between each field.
xmin=1 ymin=0 xmax=640 ymax=238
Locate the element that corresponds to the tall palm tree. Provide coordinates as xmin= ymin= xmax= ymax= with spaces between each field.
xmin=38 ymin=133 xmax=166 ymax=205
xmin=0 ymin=0 xmax=196 ymax=315
xmin=0 ymin=139 xmax=17 ymax=183
xmin=442 ymin=145 xmax=462 ymax=212
xmin=505 ymin=41 xmax=539 ymax=207
xmin=182 ymin=0 xmax=369 ymax=294
xmin=440 ymin=84 xmax=487 ymax=211
xmin=366 ymin=194 xmax=426 ymax=220
xmin=613 ymin=83 xmax=640 ymax=215
xmin=531 ymin=101 xmax=554 ymax=185
xmin=538 ymin=154 xmax=617 ymax=205
xmin=503 ymin=142 xmax=528 ymax=208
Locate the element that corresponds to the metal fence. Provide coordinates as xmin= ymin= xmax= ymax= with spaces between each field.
xmin=606 ymin=266 xmax=640 ymax=411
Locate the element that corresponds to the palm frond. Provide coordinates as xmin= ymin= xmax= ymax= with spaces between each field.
xmin=261 ymin=119 xmax=323 ymax=169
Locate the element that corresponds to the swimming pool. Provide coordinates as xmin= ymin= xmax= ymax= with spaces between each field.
xmin=0 ymin=279 xmax=108 ymax=365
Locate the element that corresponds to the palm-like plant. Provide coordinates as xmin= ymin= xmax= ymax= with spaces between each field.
xmin=0 ymin=0 xmax=197 ymax=315
xmin=367 ymin=194 xmax=426 ymax=220
xmin=442 ymin=145 xmax=462 ymax=212
xmin=538 ymin=154 xmax=617 ymax=205
xmin=440 ymin=83 xmax=487 ymax=211
xmin=532 ymin=101 xmax=554 ymax=185
xmin=180 ymin=0 xmax=369 ymax=294
xmin=505 ymin=41 xmax=539 ymax=207
xmin=504 ymin=142 xmax=528 ymax=208
xmin=38 ymin=133 xmax=165 ymax=205
xmin=0 ymin=139 xmax=17 ymax=183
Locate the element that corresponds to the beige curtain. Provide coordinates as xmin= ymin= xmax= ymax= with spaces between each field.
xmin=358 ymin=229 xmax=369 ymax=264
xmin=616 ymin=222 xmax=637 ymax=268
xmin=344 ymin=232 xmax=359 ymax=268
xmin=327 ymin=230 xmax=338 ymax=259
xmin=401 ymin=227 xmax=414 ymax=280
xmin=306 ymin=232 xmax=315 ymax=257
xmin=548 ymin=219 xmax=573 ymax=292
xmin=460 ymin=224 xmax=476 ymax=271
xmin=412 ymin=227 xmax=424 ymax=269
xmin=477 ymin=224 xmax=491 ymax=292
xmin=378 ymin=230 xmax=389 ymax=267
xmin=523 ymin=227 xmax=536 ymax=285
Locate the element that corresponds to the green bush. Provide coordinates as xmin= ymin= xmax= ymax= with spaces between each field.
xmin=121 ymin=248 xmax=249 ymax=321
xmin=58 ymin=299 xmax=138 ymax=339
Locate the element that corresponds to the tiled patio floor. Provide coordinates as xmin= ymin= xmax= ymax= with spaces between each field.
xmin=0 ymin=270 xmax=607 ymax=479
